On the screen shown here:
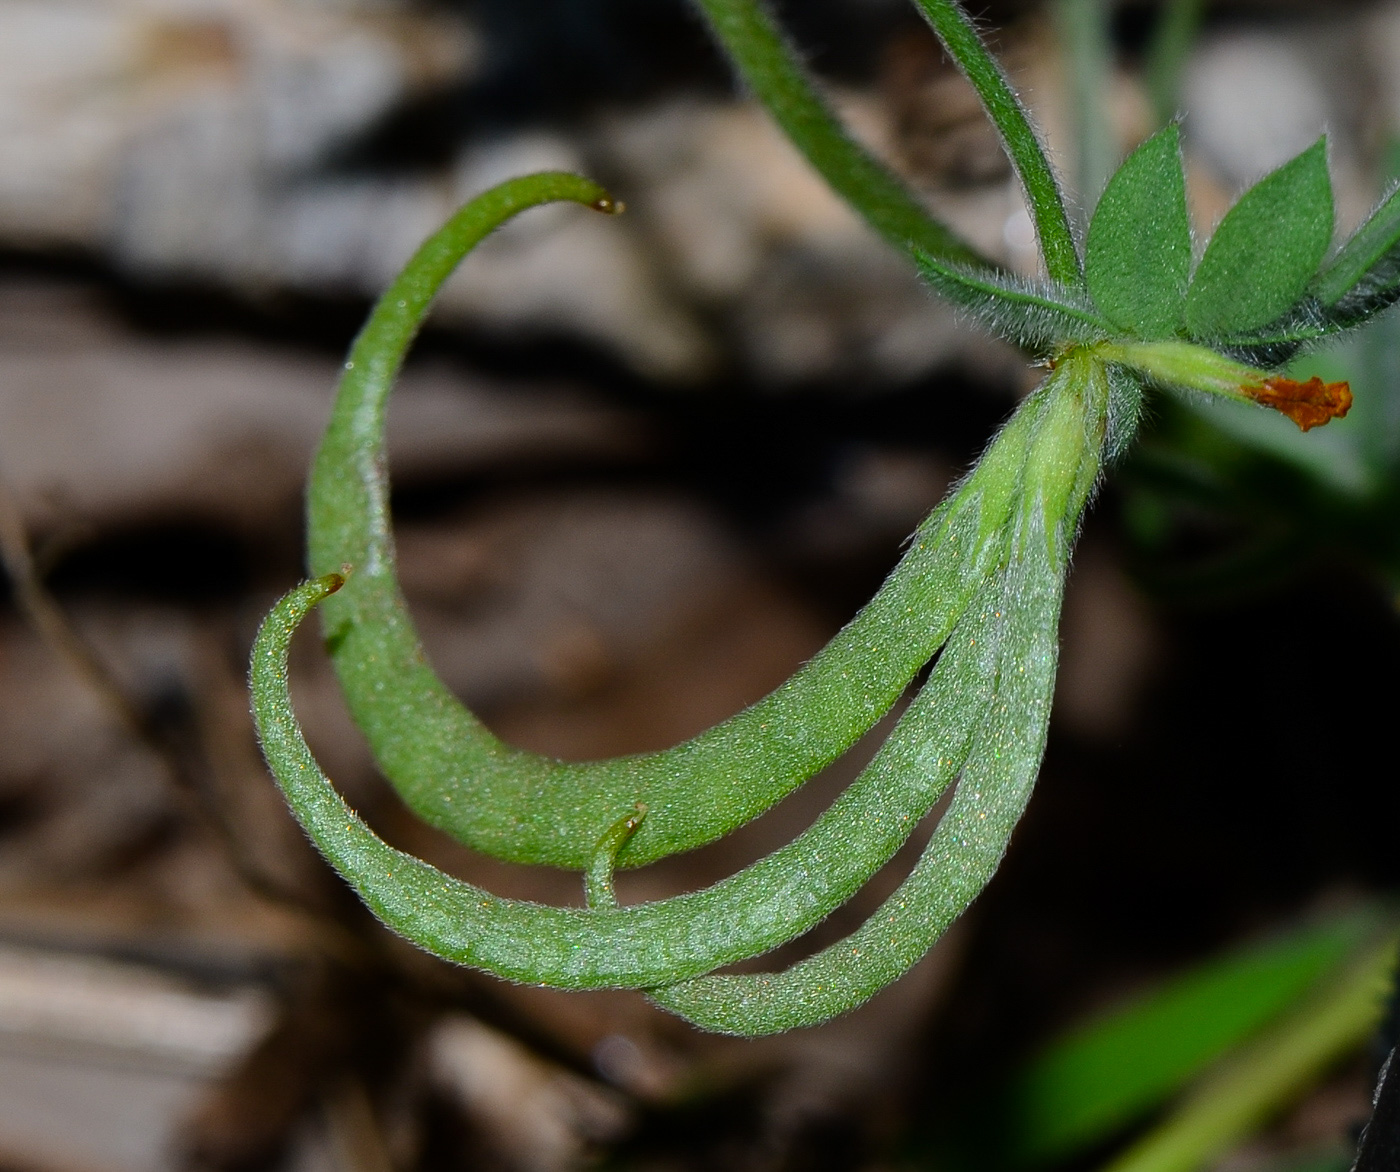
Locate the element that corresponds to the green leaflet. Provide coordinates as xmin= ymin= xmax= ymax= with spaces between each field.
xmin=1313 ymin=182 xmax=1400 ymax=321
xmin=309 ymin=175 xmax=1031 ymax=872
xmin=1186 ymin=139 xmax=1334 ymax=339
xmin=1086 ymin=126 xmax=1192 ymax=337
xmin=916 ymin=252 xmax=1112 ymax=349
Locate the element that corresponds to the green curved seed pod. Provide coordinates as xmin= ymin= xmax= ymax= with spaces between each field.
xmin=650 ymin=362 xmax=1103 ymax=1034
xmin=252 ymin=559 xmax=990 ymax=988
xmin=650 ymin=509 xmax=1063 ymax=1034
xmin=254 ymin=362 xmax=1100 ymax=1011
xmin=308 ymin=173 xmax=1027 ymax=871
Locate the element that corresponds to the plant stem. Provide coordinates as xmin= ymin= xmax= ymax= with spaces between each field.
xmin=1100 ymin=931 xmax=1397 ymax=1172
xmin=692 ymin=0 xmax=992 ymax=268
xmin=908 ymin=0 xmax=1083 ymax=284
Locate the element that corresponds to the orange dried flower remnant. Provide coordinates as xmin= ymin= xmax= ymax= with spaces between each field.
xmin=1243 ymin=376 xmax=1353 ymax=431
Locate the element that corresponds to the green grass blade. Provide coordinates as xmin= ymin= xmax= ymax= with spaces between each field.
xmin=1144 ymin=0 xmax=1204 ymax=128
xmin=1100 ymin=930 xmax=1396 ymax=1172
xmin=1054 ymin=0 xmax=1118 ymax=213
xmin=1006 ymin=913 xmax=1382 ymax=1165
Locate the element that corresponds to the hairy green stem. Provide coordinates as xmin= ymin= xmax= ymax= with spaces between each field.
xmin=907 ymin=0 xmax=1082 ymax=284
xmin=692 ymin=0 xmax=991 ymax=268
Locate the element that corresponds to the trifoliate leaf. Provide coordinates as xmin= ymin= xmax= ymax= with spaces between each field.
xmin=1086 ymin=125 xmax=1191 ymax=338
xmin=1185 ymin=139 xmax=1334 ymax=339
xmin=915 ymin=252 xmax=1111 ymax=349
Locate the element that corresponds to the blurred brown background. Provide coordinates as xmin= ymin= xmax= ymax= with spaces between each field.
xmin=2 ymin=0 xmax=1400 ymax=1169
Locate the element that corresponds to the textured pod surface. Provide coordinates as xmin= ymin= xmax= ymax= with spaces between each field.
xmin=650 ymin=520 xmax=1064 ymax=1033
xmin=307 ymin=174 xmax=1028 ymax=871
xmin=254 ymin=337 xmax=1104 ymax=1030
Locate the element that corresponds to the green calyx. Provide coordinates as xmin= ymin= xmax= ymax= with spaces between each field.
xmin=248 ymin=0 xmax=1386 ymax=1035
xmin=1097 ymin=340 xmax=1273 ymax=403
